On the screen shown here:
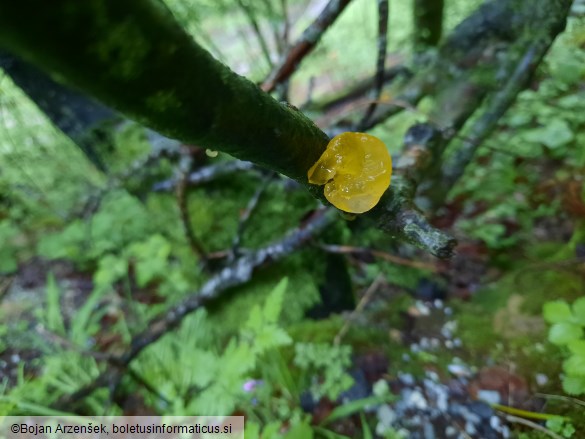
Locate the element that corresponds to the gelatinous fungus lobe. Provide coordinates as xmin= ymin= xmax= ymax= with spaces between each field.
xmin=308 ymin=132 xmax=392 ymax=213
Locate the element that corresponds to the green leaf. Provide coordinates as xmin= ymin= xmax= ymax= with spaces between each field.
xmin=543 ymin=301 xmax=573 ymax=324
xmin=283 ymin=422 xmax=313 ymax=439
xmin=45 ymin=272 xmax=66 ymax=336
xmin=261 ymin=422 xmax=283 ymax=439
xmin=127 ymin=234 xmax=172 ymax=287
xmin=562 ymin=375 xmax=585 ymax=396
xmin=93 ymin=253 xmax=127 ymax=290
xmin=568 ymin=340 xmax=585 ymax=356
xmin=540 ymin=119 xmax=574 ymax=149
xmin=549 ymin=323 xmax=583 ymax=345
xmin=243 ymin=422 xmax=261 ymax=439
xmin=321 ymin=394 xmax=396 ymax=425
xmin=253 ymin=327 xmax=292 ymax=354
xmin=189 ymin=348 xmax=219 ymax=388
xmin=263 ymin=277 xmax=288 ymax=324
xmin=563 ymin=422 xmax=576 ymax=438
xmin=0 ymin=234 xmax=18 ymax=273
xmin=563 ymin=355 xmax=585 ymax=377
xmin=546 ymin=417 xmax=564 ymax=434
xmin=360 ymin=412 xmax=373 ymax=439
xmin=572 ymin=297 xmax=585 ymax=323
xmin=311 ymin=427 xmax=351 ymax=439
xmin=220 ymin=341 xmax=256 ymax=378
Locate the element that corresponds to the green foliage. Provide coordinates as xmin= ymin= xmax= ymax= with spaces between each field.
xmin=135 ymin=278 xmax=294 ymax=416
xmin=544 ymin=297 xmax=585 ymax=395
xmin=42 ymin=272 xmax=66 ymax=336
xmin=0 ymin=351 xmax=111 ymax=415
xmin=0 ymin=219 xmax=19 ymax=273
xmin=210 ymin=251 xmax=323 ymax=336
xmin=546 ymin=416 xmax=576 ymax=439
xmin=127 ymin=234 xmax=172 ymax=288
xmin=451 ymin=17 xmax=585 ymax=251
xmin=37 ymin=191 xmax=153 ymax=264
xmin=293 ymin=342 xmax=353 ymax=401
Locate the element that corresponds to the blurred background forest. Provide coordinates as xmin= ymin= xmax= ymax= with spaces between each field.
xmin=1 ymin=0 xmax=585 ymax=437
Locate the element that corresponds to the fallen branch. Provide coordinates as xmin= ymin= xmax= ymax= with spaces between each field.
xmin=54 ymin=208 xmax=336 ymax=409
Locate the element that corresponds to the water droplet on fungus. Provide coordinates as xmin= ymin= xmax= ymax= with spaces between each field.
xmin=308 ymin=132 xmax=392 ymax=213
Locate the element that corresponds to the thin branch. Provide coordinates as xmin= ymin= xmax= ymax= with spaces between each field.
xmin=534 ymin=393 xmax=585 ymax=409
xmin=152 ymin=160 xmax=256 ymax=192
xmin=503 ymin=415 xmax=564 ymax=439
xmin=126 ymin=366 xmax=172 ymax=406
xmin=442 ymin=43 xmax=542 ymax=186
xmin=176 ymin=166 xmax=209 ymax=268
xmin=357 ymin=0 xmax=389 ymax=130
xmin=230 ymin=172 xmax=275 ymax=259
xmin=305 ymin=65 xmax=410 ymax=114
xmin=318 ymin=244 xmax=437 ymax=272
xmin=258 ymin=0 xmax=284 ymax=56
xmin=280 ymin=0 xmax=290 ymax=48
xmin=53 ymin=208 xmax=336 ymax=410
xmin=262 ymin=0 xmax=354 ymax=92
xmin=334 ymin=274 xmax=385 ymax=345
xmin=236 ymin=0 xmax=274 ymax=69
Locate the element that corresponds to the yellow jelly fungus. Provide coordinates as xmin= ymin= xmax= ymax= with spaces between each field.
xmin=308 ymin=132 xmax=392 ymax=214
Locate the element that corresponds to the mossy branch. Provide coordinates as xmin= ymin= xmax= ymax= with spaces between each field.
xmin=0 ymin=0 xmax=454 ymax=258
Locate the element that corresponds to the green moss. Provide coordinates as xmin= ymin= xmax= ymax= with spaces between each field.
xmin=145 ymin=90 xmax=181 ymax=113
xmin=92 ymin=20 xmax=150 ymax=79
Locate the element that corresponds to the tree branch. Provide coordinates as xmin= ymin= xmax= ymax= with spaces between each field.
xmin=152 ymin=160 xmax=256 ymax=192
xmin=176 ymin=163 xmax=208 ymax=267
xmin=261 ymin=0 xmax=354 ymax=92
xmin=357 ymin=0 xmax=389 ymax=130
xmin=235 ymin=0 xmax=274 ymax=69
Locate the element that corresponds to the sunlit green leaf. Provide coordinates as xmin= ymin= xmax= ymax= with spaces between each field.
xmin=543 ymin=301 xmax=573 ymax=324
xmin=548 ymin=323 xmax=583 ymax=345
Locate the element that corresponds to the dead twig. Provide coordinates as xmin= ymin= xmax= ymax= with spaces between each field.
xmin=236 ymin=0 xmax=274 ymax=69
xmin=176 ymin=170 xmax=208 ymax=269
xmin=334 ymin=274 xmax=385 ymax=345
xmin=318 ymin=244 xmax=437 ymax=272
xmin=152 ymin=160 xmax=256 ymax=192
xmin=357 ymin=0 xmax=389 ymax=130
xmin=262 ymin=0 xmax=354 ymax=92
xmin=230 ymin=172 xmax=275 ymax=260
xmin=503 ymin=414 xmax=564 ymax=439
